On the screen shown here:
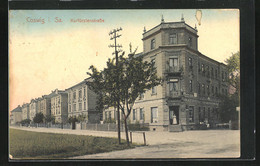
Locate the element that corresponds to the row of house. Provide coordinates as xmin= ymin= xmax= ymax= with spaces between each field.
xmin=10 ymin=78 xmax=100 ymax=124
xmin=10 ymin=17 xmax=229 ymax=131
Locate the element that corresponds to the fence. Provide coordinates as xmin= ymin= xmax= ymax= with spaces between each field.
xmin=79 ymin=123 xmax=125 ymax=132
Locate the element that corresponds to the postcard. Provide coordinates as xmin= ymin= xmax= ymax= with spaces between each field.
xmin=9 ymin=9 xmax=240 ymax=160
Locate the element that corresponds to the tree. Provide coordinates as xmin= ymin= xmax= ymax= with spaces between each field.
xmin=68 ymin=116 xmax=79 ymax=124
xmin=218 ymin=52 xmax=240 ymax=123
xmin=77 ymin=114 xmax=86 ymax=122
xmin=45 ymin=114 xmax=55 ymax=124
xmin=87 ymin=52 xmax=161 ymax=146
xmin=33 ymin=112 xmax=44 ymax=124
xmin=225 ymin=52 xmax=240 ymax=97
xmin=218 ymin=94 xmax=239 ymax=123
xmin=20 ymin=119 xmax=31 ymax=125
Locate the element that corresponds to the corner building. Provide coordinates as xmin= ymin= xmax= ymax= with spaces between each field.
xmin=130 ymin=18 xmax=228 ymax=131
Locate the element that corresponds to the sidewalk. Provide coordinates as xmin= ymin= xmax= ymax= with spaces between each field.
xmin=10 ymin=126 xmax=240 ymax=158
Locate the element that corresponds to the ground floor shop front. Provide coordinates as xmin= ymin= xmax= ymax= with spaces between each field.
xmin=103 ymin=97 xmax=221 ymax=132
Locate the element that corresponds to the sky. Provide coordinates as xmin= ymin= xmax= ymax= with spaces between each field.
xmin=9 ymin=9 xmax=239 ymax=112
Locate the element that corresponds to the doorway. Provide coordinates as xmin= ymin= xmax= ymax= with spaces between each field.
xmin=169 ymin=106 xmax=179 ymax=125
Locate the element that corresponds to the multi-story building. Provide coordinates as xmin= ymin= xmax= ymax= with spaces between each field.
xmin=50 ymin=89 xmax=68 ymax=123
xmin=29 ymin=99 xmax=39 ymax=121
xmin=66 ymin=78 xmax=100 ymax=123
xmin=38 ymin=91 xmax=57 ymax=117
xmin=10 ymin=105 xmax=22 ymax=125
xmin=104 ymin=17 xmax=228 ymax=131
xmin=21 ymin=103 xmax=29 ymax=120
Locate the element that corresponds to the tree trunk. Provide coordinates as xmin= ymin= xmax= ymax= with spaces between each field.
xmin=124 ymin=116 xmax=130 ymax=146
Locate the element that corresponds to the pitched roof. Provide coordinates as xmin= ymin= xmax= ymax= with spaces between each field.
xmin=11 ymin=106 xmax=22 ymax=113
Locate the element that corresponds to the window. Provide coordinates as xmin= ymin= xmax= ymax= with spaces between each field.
xmin=198 ymin=83 xmax=201 ymax=94
xmin=212 ymin=86 xmax=214 ymax=95
xmin=73 ymin=91 xmax=76 ymax=100
xmin=169 ymin=82 xmax=178 ymax=92
xmin=225 ymin=72 xmax=228 ymax=82
xmin=198 ymin=62 xmax=201 ymax=72
xmin=169 ymin=58 xmax=178 ymax=67
xmin=151 ymin=107 xmax=158 ymax=123
xmin=206 ymin=66 xmax=210 ymax=77
xmin=105 ymin=112 xmax=108 ymax=120
xmin=215 ymin=69 xmax=218 ymax=79
xmin=151 ymin=39 xmax=155 ymax=49
xmin=189 ymin=106 xmax=194 ymax=123
xmin=188 ymin=37 xmax=192 ymax=47
xmin=202 ymin=84 xmax=205 ymax=95
xmin=133 ymin=109 xmax=136 ymax=120
xmin=188 ymin=57 xmax=192 ymax=67
xmin=198 ymin=107 xmax=203 ymax=122
xmin=140 ymin=108 xmax=144 ymax=120
xmin=222 ymin=71 xmax=224 ymax=81
xmin=151 ymin=58 xmax=156 ymax=69
xmin=73 ymin=104 xmax=76 ymax=112
xmin=225 ymin=89 xmax=228 ymax=95
xmin=139 ymin=92 xmax=144 ymax=100
xmin=201 ymin=64 xmax=205 ymax=73
xmin=79 ymin=103 xmax=82 ymax=111
xmin=152 ymin=86 xmax=157 ymax=94
xmin=69 ymin=105 xmax=71 ymax=112
xmin=189 ymin=80 xmax=193 ymax=92
xmin=215 ymin=87 xmax=218 ymax=95
xmin=208 ymin=108 xmax=211 ymax=119
xmin=108 ymin=111 xmax=112 ymax=120
xmin=211 ymin=67 xmax=214 ymax=78
xmin=169 ymin=34 xmax=177 ymax=44
xmin=84 ymin=101 xmax=86 ymax=110
xmin=207 ymin=85 xmax=210 ymax=96
xmin=79 ymin=90 xmax=82 ymax=99
xmin=203 ymin=107 xmax=206 ymax=121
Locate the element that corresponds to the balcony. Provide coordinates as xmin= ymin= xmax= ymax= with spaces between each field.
xmin=165 ymin=66 xmax=183 ymax=76
xmin=166 ymin=91 xmax=182 ymax=99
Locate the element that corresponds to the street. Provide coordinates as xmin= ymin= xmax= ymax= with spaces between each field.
xmin=10 ymin=126 xmax=240 ymax=158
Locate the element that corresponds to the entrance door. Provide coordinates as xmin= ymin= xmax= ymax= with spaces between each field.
xmin=169 ymin=106 xmax=179 ymax=125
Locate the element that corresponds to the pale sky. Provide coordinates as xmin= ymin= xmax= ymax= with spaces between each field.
xmin=9 ymin=9 xmax=239 ymax=112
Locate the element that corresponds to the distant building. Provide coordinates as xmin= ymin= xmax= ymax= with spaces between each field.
xmin=38 ymin=91 xmax=57 ymax=117
xmin=104 ymin=17 xmax=228 ymax=131
xmin=21 ymin=103 xmax=30 ymax=120
xmin=66 ymin=78 xmax=100 ymax=123
xmin=10 ymin=105 xmax=22 ymax=124
xmin=50 ymin=89 xmax=68 ymax=123
xmin=29 ymin=99 xmax=39 ymax=121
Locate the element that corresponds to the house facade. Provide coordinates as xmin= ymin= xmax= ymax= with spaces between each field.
xmin=21 ymin=103 xmax=30 ymax=120
xmin=38 ymin=91 xmax=57 ymax=117
xmin=66 ymin=78 xmax=100 ymax=123
xmin=10 ymin=105 xmax=22 ymax=125
xmin=29 ymin=99 xmax=39 ymax=121
xmin=50 ymin=89 xmax=68 ymax=123
xmin=104 ymin=18 xmax=228 ymax=131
